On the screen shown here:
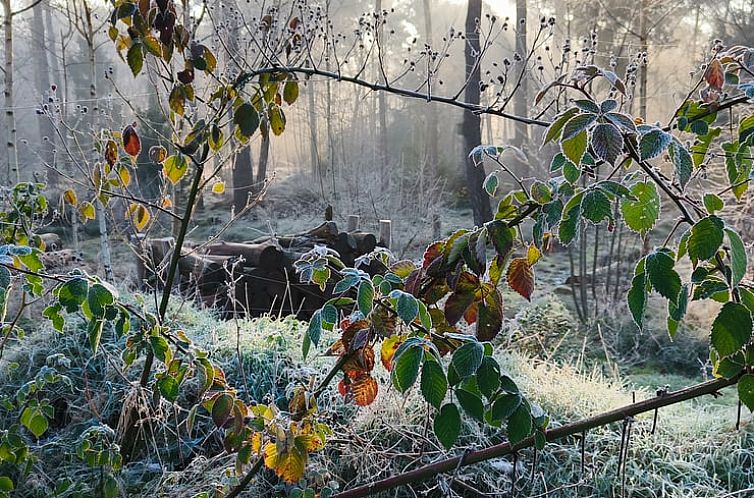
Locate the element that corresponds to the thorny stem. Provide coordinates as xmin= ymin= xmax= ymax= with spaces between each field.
xmin=332 ymin=375 xmax=740 ymax=498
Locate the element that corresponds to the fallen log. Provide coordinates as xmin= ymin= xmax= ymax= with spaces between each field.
xmin=205 ymin=241 xmax=283 ymax=268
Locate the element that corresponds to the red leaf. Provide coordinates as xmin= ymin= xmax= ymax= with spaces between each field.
xmin=337 ymin=379 xmax=348 ymax=397
xmin=507 ymin=258 xmax=535 ymax=301
xmin=123 ymin=124 xmax=142 ymax=157
xmin=422 ymin=241 xmax=444 ymax=269
xmin=477 ymin=288 xmax=503 ymax=341
xmin=705 ymin=59 xmax=725 ymax=90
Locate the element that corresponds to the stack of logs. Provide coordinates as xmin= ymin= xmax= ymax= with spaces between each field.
xmin=137 ymin=221 xmax=380 ymax=319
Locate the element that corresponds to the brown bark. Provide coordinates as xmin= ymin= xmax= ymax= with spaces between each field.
xmin=462 ymin=0 xmax=492 ymax=225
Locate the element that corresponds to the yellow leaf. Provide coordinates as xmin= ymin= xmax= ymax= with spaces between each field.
xmin=79 ymin=201 xmax=96 ymax=220
xmin=380 ymin=335 xmax=404 ymax=371
xmin=163 ymin=154 xmax=188 ymax=185
xmin=251 ymin=432 xmax=263 ymax=454
xmin=263 ymin=441 xmax=307 ymax=484
xmin=161 ymin=196 xmax=173 ymax=209
xmin=118 ymin=165 xmax=131 ymax=187
xmin=128 ymin=203 xmax=151 ymax=231
xmin=527 ymin=244 xmax=541 ymax=266
xmin=63 ymin=190 xmax=78 ymax=207
xmin=211 ymin=181 xmax=225 ymax=194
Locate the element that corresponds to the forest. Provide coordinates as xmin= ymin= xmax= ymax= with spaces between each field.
xmin=1 ymin=0 xmax=754 ymax=496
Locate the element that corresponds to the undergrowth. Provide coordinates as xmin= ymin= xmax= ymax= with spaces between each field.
xmin=1 ymin=298 xmax=750 ymax=497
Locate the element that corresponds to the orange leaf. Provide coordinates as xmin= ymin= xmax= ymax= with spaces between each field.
xmin=507 ymin=257 xmax=535 ymax=301
xmin=350 ymin=374 xmax=378 ymax=406
xmin=122 ymin=124 xmax=142 ymax=157
xmin=705 ymin=59 xmax=725 ymax=90
xmin=463 ymin=302 xmax=479 ymax=325
xmin=149 ymin=145 xmax=167 ymax=163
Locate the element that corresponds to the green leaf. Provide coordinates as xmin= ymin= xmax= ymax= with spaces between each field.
xmin=234 ymin=102 xmax=260 ymax=139
xmin=738 ymin=374 xmax=754 ymax=411
xmin=724 ymin=141 xmax=752 ymax=201
xmin=590 ymin=123 xmax=623 ymax=165
xmin=357 ymin=280 xmax=374 ymax=316
xmin=395 ymin=291 xmax=419 ymax=325
xmin=283 ymin=79 xmax=299 ymax=105
xmin=392 ymin=344 xmax=424 ymax=393
xmin=646 ymin=251 xmax=682 ymax=303
xmin=88 ymin=319 xmax=104 ymax=353
xmin=21 ymin=407 xmax=48 ymax=438
xmin=543 ymin=108 xmax=577 ymax=145
xmin=562 ymin=113 xmax=598 ymax=141
xmin=486 ymin=220 xmax=514 ymax=258
xmin=434 ymin=403 xmax=461 ymax=449
xmin=711 ymin=303 xmax=752 ymax=357
xmin=725 ymin=228 xmax=747 ymax=285
xmin=691 ymin=127 xmax=721 ymax=167
xmin=0 ymin=477 xmax=13 ymax=492
xmin=621 ymin=182 xmax=660 ymax=236
xmin=507 ymin=404 xmax=532 ymax=444
xmin=209 ymin=124 xmax=224 ymax=151
xmin=558 ymin=192 xmax=583 ymax=245
xmin=455 ymin=388 xmax=485 ymax=422
xmin=212 ymin=393 xmax=234 ymax=427
xmin=476 ymin=356 xmax=501 ymax=399
xmin=639 ymin=128 xmax=671 ymax=160
xmin=627 ymin=267 xmax=648 ymax=329
xmin=307 ymin=310 xmax=322 ymax=351
xmin=491 ymin=392 xmax=522 ymax=422
xmin=581 ymin=189 xmax=612 ymax=224
xmin=483 ymin=172 xmax=499 ymax=197
xmin=157 ymin=376 xmax=180 ymax=403
xmin=561 ymin=129 xmax=588 ymax=165
xmin=421 ymin=360 xmax=448 ymax=408
xmin=270 ymin=105 xmax=286 ymax=136
xmin=127 ymin=43 xmax=144 ymax=76
xmin=703 ymin=193 xmax=724 ymax=214
xmin=668 ymin=139 xmax=693 ymax=190
xmin=450 ymin=341 xmax=483 ymax=379
xmin=687 ymin=216 xmax=724 ymax=263
xmin=87 ymin=282 xmax=116 ymax=318
xmin=739 ymin=114 xmax=754 ymax=145
xmin=150 ymin=335 xmax=171 ymax=363
xmin=58 ymin=277 xmax=88 ymax=312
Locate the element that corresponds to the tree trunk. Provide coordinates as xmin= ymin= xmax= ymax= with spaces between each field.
xmin=307 ymin=78 xmax=320 ymax=178
xmin=376 ymin=0 xmax=388 ymax=186
xmin=422 ymin=0 xmax=438 ymax=188
xmin=462 ymin=0 xmax=492 ymax=225
xmin=2 ymin=0 xmax=18 ymax=184
xmin=512 ymin=0 xmax=529 ymax=165
xmin=639 ymin=0 xmax=648 ymax=121
xmin=88 ymin=31 xmax=113 ymax=281
xmin=33 ymin=2 xmax=58 ymax=187
xmin=227 ymin=9 xmax=255 ymax=210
